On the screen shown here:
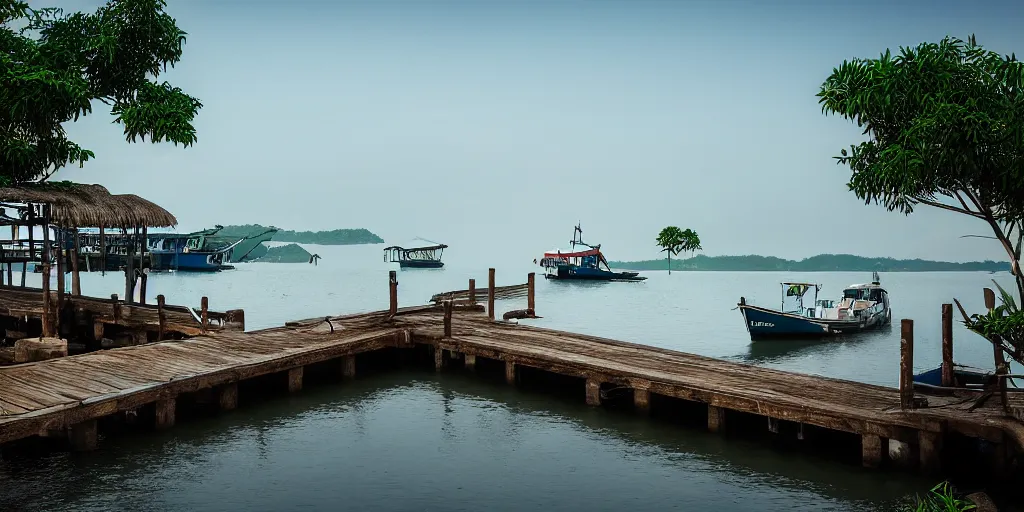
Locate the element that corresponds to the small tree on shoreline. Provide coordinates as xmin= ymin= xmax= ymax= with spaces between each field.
xmin=656 ymin=226 xmax=685 ymax=274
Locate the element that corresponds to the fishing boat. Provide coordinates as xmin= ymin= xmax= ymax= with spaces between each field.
xmin=737 ymin=272 xmax=891 ymax=340
xmin=538 ymin=224 xmax=646 ymax=282
xmin=383 ymin=241 xmax=447 ymax=269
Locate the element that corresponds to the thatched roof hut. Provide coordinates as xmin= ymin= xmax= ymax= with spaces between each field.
xmin=0 ymin=183 xmax=176 ymax=228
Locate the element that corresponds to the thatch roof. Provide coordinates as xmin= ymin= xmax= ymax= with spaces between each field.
xmin=0 ymin=183 xmax=177 ymax=228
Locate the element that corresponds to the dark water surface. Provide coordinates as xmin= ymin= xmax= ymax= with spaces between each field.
xmin=2 ymin=244 xmax=1016 ymax=510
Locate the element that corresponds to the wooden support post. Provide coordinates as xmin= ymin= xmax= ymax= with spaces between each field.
xmin=464 ymin=353 xmax=476 ymax=371
xmin=797 ymin=423 xmax=805 ymax=441
xmin=633 ymin=388 xmax=650 ymax=413
xmin=504 ymin=361 xmax=516 ymax=385
xmin=434 ymin=347 xmax=445 ymax=371
xmin=918 ymin=430 xmax=942 ymax=475
xmin=93 ymin=321 xmax=104 ymax=342
xmin=527 ymin=272 xmax=535 ymax=312
xmin=67 ymin=420 xmax=98 ymax=451
xmin=389 ymin=270 xmax=398 ymax=316
xmin=984 ymin=289 xmax=1010 ymax=410
xmin=585 ymin=378 xmax=601 ymax=406
xmin=443 ymin=300 xmax=453 ymax=338
xmin=27 ymin=206 xmax=35 ymax=260
xmin=155 ymin=398 xmax=175 ymax=429
xmin=201 ymin=296 xmax=209 ymax=332
xmin=900 ymin=319 xmax=915 ymax=409
xmin=707 ymin=405 xmax=726 ymax=433
xmin=287 ymin=367 xmax=303 ymax=392
xmin=71 ymin=228 xmax=81 ymax=296
xmin=111 ymin=294 xmax=121 ymax=324
xmin=41 ymin=213 xmax=53 ymax=338
xmin=56 ymin=230 xmax=65 ymax=304
xmin=861 ymin=434 xmax=883 ymax=468
xmin=941 ymin=303 xmax=954 ymax=387
xmin=767 ymin=417 xmax=780 ymax=434
xmin=218 ymin=382 xmax=238 ymax=411
xmin=487 ymin=268 xmax=496 ymax=320
xmin=468 ymin=279 xmax=476 ymax=304
xmin=156 ymin=295 xmax=166 ymax=341
xmin=341 ymin=355 xmax=356 ymax=380
xmin=99 ymin=224 xmax=106 ymax=276
xmin=139 ymin=271 xmax=147 ymax=305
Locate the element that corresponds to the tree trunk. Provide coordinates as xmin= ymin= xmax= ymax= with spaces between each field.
xmin=667 ymin=252 xmax=671 ymax=275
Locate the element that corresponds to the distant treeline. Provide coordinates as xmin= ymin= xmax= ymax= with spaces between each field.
xmin=609 ymin=254 xmax=1011 ymax=272
xmin=219 ymin=224 xmax=384 ymax=245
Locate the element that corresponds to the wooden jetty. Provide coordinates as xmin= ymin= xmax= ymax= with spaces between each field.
xmin=0 ymin=270 xmax=1020 ymax=481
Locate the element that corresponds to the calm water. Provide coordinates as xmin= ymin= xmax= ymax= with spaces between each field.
xmin=2 ymin=244 xmax=1016 ymax=511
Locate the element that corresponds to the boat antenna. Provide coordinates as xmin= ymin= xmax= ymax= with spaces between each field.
xmin=413 ymin=236 xmax=444 ymax=246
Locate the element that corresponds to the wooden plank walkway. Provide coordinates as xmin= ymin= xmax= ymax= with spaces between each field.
xmin=0 ymin=304 xmax=1021 ymax=467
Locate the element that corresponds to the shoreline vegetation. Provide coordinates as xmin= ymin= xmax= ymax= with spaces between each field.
xmin=610 ymin=254 xmax=1010 ymax=272
xmin=218 ymin=224 xmax=384 ymax=245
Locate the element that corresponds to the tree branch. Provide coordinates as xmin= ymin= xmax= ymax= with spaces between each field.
xmin=915 ymin=196 xmax=987 ymax=218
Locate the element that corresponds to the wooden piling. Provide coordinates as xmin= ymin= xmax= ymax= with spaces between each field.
xmin=464 ymin=354 xmax=476 ymax=371
xmin=341 ymin=355 xmax=356 ymax=380
xmin=111 ymin=294 xmax=120 ymax=324
xmin=900 ymin=319 xmax=914 ymax=410
xmin=389 ymin=270 xmax=398 ymax=316
xmin=487 ymin=268 xmax=495 ymax=320
xmin=93 ymin=321 xmax=104 ymax=342
xmin=287 ymin=367 xmax=303 ymax=392
xmin=56 ymin=230 xmax=65 ymax=305
xmin=157 ymin=295 xmax=167 ymax=341
xmin=139 ymin=271 xmax=147 ymax=305
xmin=504 ymin=361 xmax=516 ymax=385
xmin=201 ymin=296 xmax=209 ymax=332
xmin=767 ymin=417 xmax=780 ymax=434
xmin=218 ymin=383 xmax=238 ymax=411
xmin=919 ymin=430 xmax=943 ymax=474
xmin=154 ymin=398 xmax=175 ymax=429
xmin=67 ymin=420 xmax=98 ymax=451
xmin=633 ymin=388 xmax=650 ymax=412
xmin=941 ymin=304 xmax=954 ymax=387
xmin=585 ymin=378 xmax=601 ymax=406
xmin=434 ymin=347 xmax=445 ymax=371
xmin=443 ymin=300 xmax=453 ymax=338
xmin=468 ymin=279 xmax=476 ymax=304
xmin=708 ymin=405 xmax=726 ymax=433
xmin=861 ymin=434 xmax=883 ymax=468
xmin=40 ymin=213 xmax=53 ymax=338
xmin=527 ymin=272 xmax=535 ymax=312
xmin=99 ymin=224 xmax=106 ymax=276
xmin=70 ymin=228 xmax=81 ymax=296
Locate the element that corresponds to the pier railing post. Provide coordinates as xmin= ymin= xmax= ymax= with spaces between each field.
xmin=111 ymin=293 xmax=121 ymax=325
xmin=389 ymin=270 xmax=398 ymax=316
xmin=468 ymin=279 xmax=476 ymax=305
xmin=443 ymin=299 xmax=453 ymax=338
xmin=488 ymin=268 xmax=495 ymax=320
xmin=900 ymin=319 xmax=915 ymax=409
xmin=941 ymin=304 xmax=953 ymax=387
xmin=201 ymin=296 xmax=209 ymax=333
xmin=157 ymin=295 xmax=167 ymax=341
xmin=527 ymin=272 xmax=535 ymax=313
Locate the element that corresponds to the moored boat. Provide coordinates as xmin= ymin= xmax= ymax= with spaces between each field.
xmin=738 ymin=272 xmax=891 ymax=340
xmin=539 ymin=224 xmax=646 ymax=282
xmin=384 ymin=242 xmax=447 ymax=269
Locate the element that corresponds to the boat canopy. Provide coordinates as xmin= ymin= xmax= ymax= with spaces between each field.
xmin=543 ymin=248 xmax=602 ymax=259
xmin=780 ymin=282 xmax=821 ymax=297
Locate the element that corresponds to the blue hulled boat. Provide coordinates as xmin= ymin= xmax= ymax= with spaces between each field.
xmin=738 ymin=273 xmax=891 ymax=340
xmin=538 ymin=225 xmax=646 ymax=282
xmin=147 ymin=227 xmax=243 ymax=272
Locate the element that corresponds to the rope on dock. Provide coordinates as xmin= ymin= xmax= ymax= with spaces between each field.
xmin=430 ymin=283 xmax=528 ymax=304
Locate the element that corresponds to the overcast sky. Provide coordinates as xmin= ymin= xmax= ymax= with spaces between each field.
xmin=46 ymin=0 xmax=1024 ymax=262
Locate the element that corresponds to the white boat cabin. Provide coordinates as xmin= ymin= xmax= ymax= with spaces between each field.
xmin=781 ymin=276 xmax=889 ymax=321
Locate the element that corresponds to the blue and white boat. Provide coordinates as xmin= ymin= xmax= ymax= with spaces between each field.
xmin=737 ymin=273 xmax=892 ymax=340
xmin=538 ymin=224 xmax=646 ymax=282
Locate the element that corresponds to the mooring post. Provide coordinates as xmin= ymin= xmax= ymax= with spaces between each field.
xmin=861 ymin=434 xmax=883 ymax=468
xmin=389 ymin=270 xmax=398 ymax=316
xmin=488 ymin=268 xmax=496 ymax=320
xmin=154 ymin=398 xmax=176 ymax=429
xmin=443 ymin=300 xmax=453 ymax=338
xmin=504 ymin=361 xmax=516 ymax=385
xmin=464 ymin=353 xmax=477 ymax=371
xmin=111 ymin=293 xmax=121 ymax=324
xmin=900 ymin=319 xmax=915 ymax=409
xmin=468 ymin=278 xmax=476 ymax=305
xmin=218 ymin=382 xmax=238 ymax=411
xmin=585 ymin=378 xmax=601 ymax=406
xmin=527 ymin=272 xmax=535 ymax=313
xmin=201 ymin=296 xmax=209 ymax=332
xmin=157 ymin=294 xmax=167 ymax=341
xmin=941 ymin=303 xmax=954 ymax=387
xmin=434 ymin=347 xmax=445 ymax=371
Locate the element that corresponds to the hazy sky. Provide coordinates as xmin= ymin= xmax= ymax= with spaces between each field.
xmin=47 ymin=0 xmax=1024 ymax=262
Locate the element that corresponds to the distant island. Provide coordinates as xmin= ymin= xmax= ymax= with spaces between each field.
xmin=609 ymin=254 xmax=1011 ymax=272
xmin=218 ymin=224 xmax=384 ymax=245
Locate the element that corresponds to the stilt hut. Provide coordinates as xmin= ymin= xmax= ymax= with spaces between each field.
xmin=0 ymin=183 xmax=177 ymax=338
